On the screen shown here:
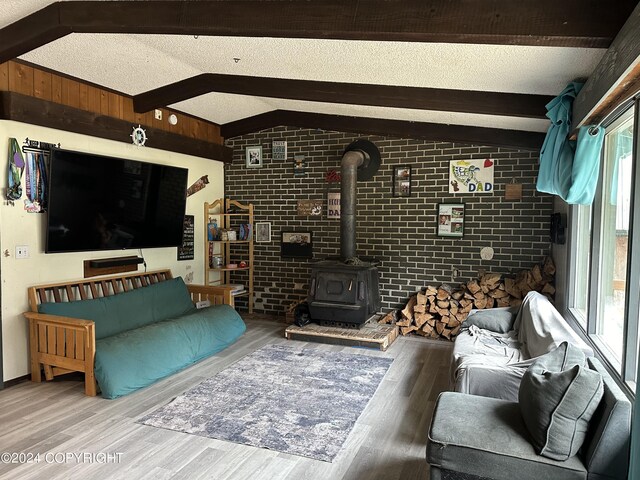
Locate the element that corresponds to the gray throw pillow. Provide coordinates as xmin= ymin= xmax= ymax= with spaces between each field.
xmin=518 ymin=342 xmax=603 ymax=460
xmin=464 ymin=308 xmax=515 ymax=333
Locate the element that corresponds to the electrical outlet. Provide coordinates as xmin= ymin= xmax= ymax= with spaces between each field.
xmin=15 ymin=245 xmax=29 ymax=259
xmin=154 ymin=109 xmax=162 ymax=120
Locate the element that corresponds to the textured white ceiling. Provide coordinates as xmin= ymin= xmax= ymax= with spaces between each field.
xmin=4 ymin=1 xmax=607 ymax=134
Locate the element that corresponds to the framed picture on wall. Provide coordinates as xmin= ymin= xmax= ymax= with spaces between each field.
xmin=246 ymin=146 xmax=263 ymax=168
xmin=393 ymin=166 xmax=412 ymax=197
xmin=437 ymin=203 xmax=465 ymax=237
xmin=255 ymin=222 xmax=271 ymax=243
xmin=281 ymin=231 xmax=313 ymax=258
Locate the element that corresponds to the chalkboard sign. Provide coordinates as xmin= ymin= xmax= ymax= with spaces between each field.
xmin=177 ymin=215 xmax=195 ymax=260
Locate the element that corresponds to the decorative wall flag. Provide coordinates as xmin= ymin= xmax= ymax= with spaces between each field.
xmin=6 ymin=138 xmax=24 ymax=203
xmin=327 ymin=192 xmax=340 ymax=219
xmin=449 ymin=159 xmax=495 ymax=194
xmin=186 ymin=175 xmax=209 ymax=197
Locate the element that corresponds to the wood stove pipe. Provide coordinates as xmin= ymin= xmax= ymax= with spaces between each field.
xmin=340 ymin=150 xmax=366 ymax=261
xmin=339 ymin=139 xmax=381 ymax=262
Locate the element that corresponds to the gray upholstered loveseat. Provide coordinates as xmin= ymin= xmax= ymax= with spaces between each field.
xmin=426 ymin=292 xmax=632 ymax=480
xmin=427 ymin=357 xmax=631 ymax=479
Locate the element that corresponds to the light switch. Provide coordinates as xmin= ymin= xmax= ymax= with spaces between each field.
xmin=15 ymin=245 xmax=29 ymax=259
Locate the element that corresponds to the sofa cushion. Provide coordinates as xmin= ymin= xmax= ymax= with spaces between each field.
xmin=427 ymin=392 xmax=588 ymax=480
xmin=95 ymin=304 xmax=246 ymax=399
xmin=39 ymin=277 xmax=195 ymax=339
xmin=518 ymin=342 xmax=603 ymax=461
xmin=464 ymin=308 xmax=516 ymax=333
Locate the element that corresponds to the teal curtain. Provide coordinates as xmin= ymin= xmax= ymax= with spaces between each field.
xmin=565 ymin=126 xmax=605 ymax=204
xmin=537 ymin=82 xmax=605 ymax=205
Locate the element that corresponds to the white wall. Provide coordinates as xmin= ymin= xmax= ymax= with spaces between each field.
xmin=0 ymin=121 xmax=225 ymax=381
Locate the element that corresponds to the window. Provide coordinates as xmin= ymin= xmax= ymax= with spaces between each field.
xmin=568 ymin=103 xmax=637 ymax=390
xmin=570 ymin=204 xmax=591 ymax=328
xmin=594 ymin=112 xmax=634 ymax=368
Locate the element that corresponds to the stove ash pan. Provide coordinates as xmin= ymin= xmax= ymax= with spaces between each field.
xmin=307 ymin=262 xmax=381 ymax=326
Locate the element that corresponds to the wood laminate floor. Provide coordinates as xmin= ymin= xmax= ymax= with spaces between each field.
xmin=0 ymin=319 xmax=452 ymax=480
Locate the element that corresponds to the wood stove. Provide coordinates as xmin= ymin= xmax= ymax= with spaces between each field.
xmin=308 ymin=260 xmax=380 ymax=326
xmin=308 ymin=139 xmax=382 ymax=327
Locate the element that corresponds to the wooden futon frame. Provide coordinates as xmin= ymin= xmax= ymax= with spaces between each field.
xmin=24 ymin=269 xmax=235 ymax=396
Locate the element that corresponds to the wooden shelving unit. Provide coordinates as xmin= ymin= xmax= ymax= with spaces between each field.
xmin=204 ymin=198 xmax=254 ymax=313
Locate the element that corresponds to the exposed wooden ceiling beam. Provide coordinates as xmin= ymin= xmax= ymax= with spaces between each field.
xmin=0 ymin=92 xmax=233 ymax=162
xmin=133 ymin=74 xmax=552 ymax=119
xmin=573 ymin=2 xmax=640 ymax=129
xmin=1 ymin=1 xmax=636 ymax=64
xmin=221 ymin=110 xmax=545 ymax=151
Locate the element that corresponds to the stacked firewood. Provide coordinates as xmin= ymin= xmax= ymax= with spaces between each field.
xmin=380 ymin=257 xmax=556 ymax=341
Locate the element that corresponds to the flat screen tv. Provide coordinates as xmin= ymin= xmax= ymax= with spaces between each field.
xmin=46 ymin=148 xmax=189 ymax=253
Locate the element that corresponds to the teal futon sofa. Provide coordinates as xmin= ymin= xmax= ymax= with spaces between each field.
xmin=25 ymin=270 xmax=246 ymax=399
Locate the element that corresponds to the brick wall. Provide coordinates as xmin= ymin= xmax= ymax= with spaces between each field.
xmin=225 ymin=126 xmax=552 ymax=316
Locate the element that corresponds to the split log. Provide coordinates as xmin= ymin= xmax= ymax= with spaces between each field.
xmin=437 ymin=300 xmax=450 ymax=309
xmin=475 ymin=296 xmax=488 ymax=309
xmin=435 ymin=322 xmax=446 ymax=335
xmin=425 ymin=286 xmax=438 ymax=295
xmin=467 ymin=280 xmax=481 ymax=294
xmin=496 ymin=297 xmax=511 ymax=308
xmin=451 ymin=290 xmax=464 ymax=301
xmin=379 ymin=311 xmax=397 ymax=324
xmin=401 ymin=295 xmax=417 ymax=321
xmin=414 ymin=312 xmax=433 ymax=328
xmin=542 ymin=283 xmax=556 ymax=295
xmin=488 ymin=288 xmax=509 ymax=299
xmin=422 ymin=323 xmax=434 ymax=336
xmin=437 ymin=284 xmax=453 ymax=300
xmin=414 ymin=304 xmax=427 ymax=314
xmin=447 ymin=317 xmax=461 ymax=328
xmin=481 ymin=272 xmax=502 ymax=287
xmin=543 ymin=256 xmax=556 ymax=276
xmin=400 ymin=325 xmax=419 ymax=335
xmin=504 ymin=278 xmax=521 ymax=299
xmin=532 ymin=264 xmax=543 ymax=283
xmin=417 ymin=292 xmax=428 ymax=305
xmin=396 ymin=317 xmax=412 ymax=327
xmin=461 ymin=302 xmax=473 ymax=313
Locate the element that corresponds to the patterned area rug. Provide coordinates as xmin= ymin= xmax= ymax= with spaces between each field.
xmin=138 ymin=344 xmax=393 ymax=462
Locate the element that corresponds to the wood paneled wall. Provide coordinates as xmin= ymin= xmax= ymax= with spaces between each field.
xmin=0 ymin=60 xmax=222 ymax=145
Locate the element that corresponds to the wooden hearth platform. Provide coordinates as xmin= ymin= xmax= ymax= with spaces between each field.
xmin=284 ymin=315 xmax=398 ymax=351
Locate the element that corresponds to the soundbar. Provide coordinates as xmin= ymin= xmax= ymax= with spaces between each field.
xmin=89 ymin=256 xmax=144 ymax=269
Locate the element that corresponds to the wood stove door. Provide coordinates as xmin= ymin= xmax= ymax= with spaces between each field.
xmin=314 ymin=271 xmax=359 ymax=304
